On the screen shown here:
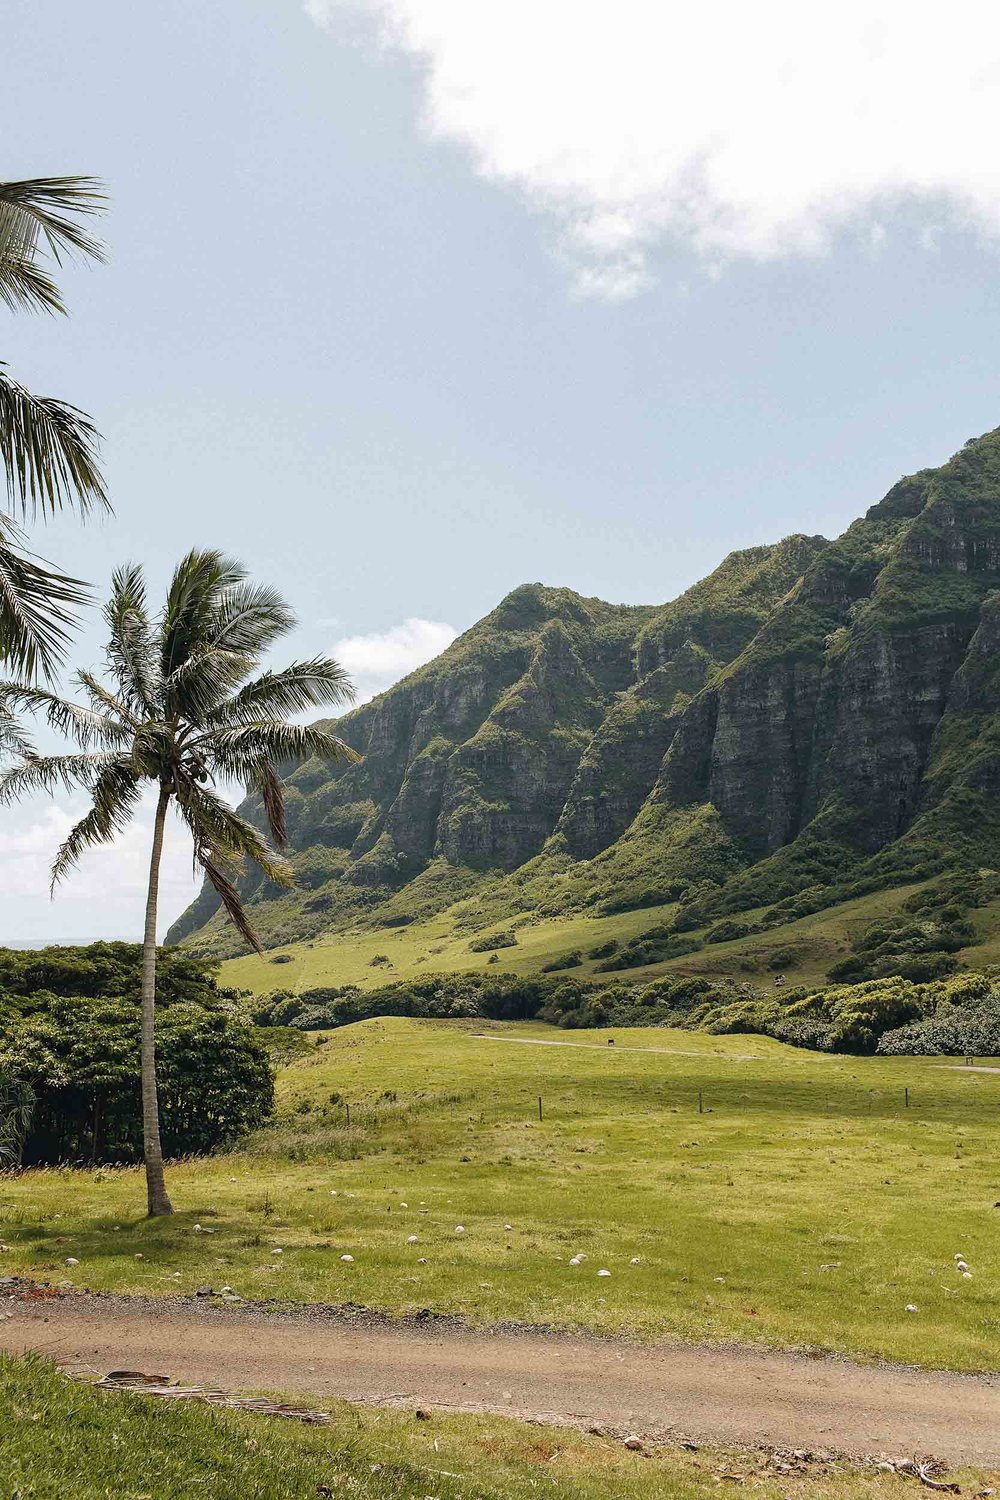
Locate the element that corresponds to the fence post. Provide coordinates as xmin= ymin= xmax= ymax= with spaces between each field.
xmin=538 ymin=1096 xmax=543 ymax=1122
xmin=345 ymin=1102 xmax=351 ymax=1128
xmin=905 ymin=1087 xmax=909 ymax=1109
xmin=698 ymin=1091 xmax=703 ymax=1115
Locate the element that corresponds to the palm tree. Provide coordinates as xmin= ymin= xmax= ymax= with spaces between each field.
xmin=1 ymin=176 xmax=109 ymax=678
xmin=0 ymin=551 xmax=358 ymax=1214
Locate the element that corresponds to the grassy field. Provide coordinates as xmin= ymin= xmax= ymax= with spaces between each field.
xmin=6 ymin=1353 xmax=988 ymax=1500
xmin=219 ymin=880 xmax=1000 ymax=995
xmin=3 ymin=1018 xmax=1000 ymax=1370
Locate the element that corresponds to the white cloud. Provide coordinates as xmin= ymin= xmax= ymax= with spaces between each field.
xmin=332 ymin=616 xmax=457 ymax=702
xmin=306 ymin=0 xmax=1000 ymax=296
xmin=0 ymin=794 xmax=200 ymax=943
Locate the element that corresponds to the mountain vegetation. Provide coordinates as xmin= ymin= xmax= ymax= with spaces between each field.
xmin=171 ymin=428 xmax=1000 ymax=1018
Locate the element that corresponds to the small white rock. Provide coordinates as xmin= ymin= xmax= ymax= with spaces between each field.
xmin=407 ymin=1235 xmax=419 ymax=1244
xmin=569 ymin=1256 xmax=583 ymax=1266
xmin=597 ymin=1268 xmax=611 ymax=1277
xmin=630 ymin=1257 xmax=641 ymax=1265
xmin=399 ymin=1202 xmax=408 ymax=1208
xmin=906 ymin=1304 xmax=919 ymax=1312
xmin=417 ymin=1257 xmax=428 ymax=1264
xmin=504 ymin=1223 xmax=513 ymax=1231
xmin=330 ymin=1190 xmax=338 ymax=1197
xmin=271 ymin=1248 xmax=283 ymax=1256
xmin=65 ymin=1257 xmax=79 ymax=1267
xmin=193 ymin=1224 xmax=203 ymax=1233
xmin=454 ymin=1225 xmax=465 ymax=1234
xmin=963 ymin=1271 xmax=973 ymax=1279
xmin=340 ymin=1254 xmax=354 ymax=1263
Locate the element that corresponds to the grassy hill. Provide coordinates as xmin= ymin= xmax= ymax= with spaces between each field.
xmin=5 ymin=1017 xmax=1000 ymax=1370
xmin=218 ymin=876 xmax=1000 ymax=997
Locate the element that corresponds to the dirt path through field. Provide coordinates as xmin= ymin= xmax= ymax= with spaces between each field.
xmin=5 ymin=1294 xmax=999 ymax=1462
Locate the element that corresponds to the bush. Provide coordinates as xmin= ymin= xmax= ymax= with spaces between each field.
xmin=878 ymin=990 xmax=1000 ymax=1056
xmin=468 ymin=930 xmax=518 ymax=953
xmin=704 ymin=919 xmax=755 ymax=945
xmin=1 ymin=996 xmax=273 ymax=1164
xmin=540 ymin=951 xmax=582 ymax=972
xmin=0 ymin=942 xmax=273 ymax=1165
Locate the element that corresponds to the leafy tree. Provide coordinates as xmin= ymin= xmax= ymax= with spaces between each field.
xmin=0 ymin=551 xmax=357 ymax=1213
xmin=2 ymin=995 xmax=273 ymax=1164
xmin=1 ymin=177 xmax=109 ymax=677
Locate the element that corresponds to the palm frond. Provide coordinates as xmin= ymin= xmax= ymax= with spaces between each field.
xmin=208 ymin=657 xmax=355 ymax=727
xmin=104 ymin=564 xmax=159 ymax=715
xmin=260 ymin=760 xmax=286 ymax=847
xmin=0 ymin=681 xmax=126 ymax=749
xmin=0 ymin=701 xmax=35 ymax=764
xmin=0 ymin=366 xmax=108 ymax=518
xmin=174 ymin=778 xmax=294 ymax=888
xmin=194 ymin=845 xmax=264 ymax=955
xmin=0 ymin=517 xmax=90 ymax=679
xmin=0 ymin=252 xmax=63 ymax=316
xmin=203 ymin=721 xmax=360 ymax=782
xmin=160 ymin=550 xmax=247 ymax=681
xmin=0 ymin=749 xmax=116 ymax=804
xmin=50 ymin=758 xmax=141 ymax=889
xmin=0 ymin=177 xmax=106 ymax=276
xmin=209 ymin=580 xmax=295 ymax=659
xmin=75 ymin=669 xmax=141 ymax=730
xmin=164 ymin=646 xmax=254 ymax=724
xmin=0 ymin=1073 xmax=34 ymax=1167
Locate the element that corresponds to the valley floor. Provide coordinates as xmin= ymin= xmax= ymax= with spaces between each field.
xmin=3 ymin=1020 xmax=1000 ymax=1371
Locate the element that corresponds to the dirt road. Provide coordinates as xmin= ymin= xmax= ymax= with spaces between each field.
xmin=4 ymin=1293 xmax=999 ymax=1462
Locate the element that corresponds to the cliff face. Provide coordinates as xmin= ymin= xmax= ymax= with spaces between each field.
xmin=170 ymin=427 xmax=1000 ymax=957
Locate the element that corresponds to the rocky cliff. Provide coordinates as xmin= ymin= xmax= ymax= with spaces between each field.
xmin=170 ymin=427 xmax=1000 ymax=957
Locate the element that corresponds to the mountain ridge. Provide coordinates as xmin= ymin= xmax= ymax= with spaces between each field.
xmin=169 ymin=427 xmax=1000 ymax=964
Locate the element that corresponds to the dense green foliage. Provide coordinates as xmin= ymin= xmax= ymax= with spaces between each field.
xmin=247 ymin=956 xmax=1000 ymax=1057
xmin=0 ymin=944 xmax=274 ymax=1163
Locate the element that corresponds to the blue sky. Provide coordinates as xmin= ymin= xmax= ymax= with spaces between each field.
xmin=4 ymin=0 xmax=1000 ymax=940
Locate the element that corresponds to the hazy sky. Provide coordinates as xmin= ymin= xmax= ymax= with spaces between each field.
xmin=5 ymin=0 xmax=1000 ymax=941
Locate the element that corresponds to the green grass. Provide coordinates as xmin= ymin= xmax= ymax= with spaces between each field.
xmin=220 ymin=901 xmax=682 ymax=993
xmin=6 ymin=1354 xmax=987 ymax=1500
xmin=219 ymin=878 xmax=1000 ymax=997
xmin=4 ymin=1019 xmax=1000 ymax=1370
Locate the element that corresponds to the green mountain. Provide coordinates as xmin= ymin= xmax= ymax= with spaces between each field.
xmin=169 ymin=426 xmax=1000 ymax=963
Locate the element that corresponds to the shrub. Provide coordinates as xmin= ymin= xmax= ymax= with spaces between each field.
xmin=468 ymin=930 xmax=518 ymax=953
xmin=1 ymin=997 xmax=273 ymax=1164
xmin=704 ymin=919 xmax=755 ymax=945
xmin=540 ymin=951 xmax=583 ymax=972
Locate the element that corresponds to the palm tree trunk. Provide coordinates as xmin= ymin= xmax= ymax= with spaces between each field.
xmin=142 ymin=782 xmax=173 ymax=1217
